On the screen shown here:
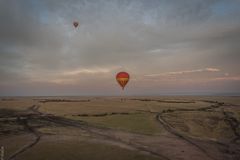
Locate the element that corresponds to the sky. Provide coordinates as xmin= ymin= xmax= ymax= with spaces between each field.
xmin=0 ymin=0 xmax=240 ymax=96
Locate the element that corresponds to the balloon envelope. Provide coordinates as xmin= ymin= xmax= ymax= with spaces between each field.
xmin=73 ymin=21 xmax=79 ymax=28
xmin=116 ymin=72 xmax=130 ymax=90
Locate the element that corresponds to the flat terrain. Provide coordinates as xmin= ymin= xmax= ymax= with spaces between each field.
xmin=0 ymin=96 xmax=240 ymax=160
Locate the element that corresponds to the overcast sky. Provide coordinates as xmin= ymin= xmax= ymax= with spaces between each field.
xmin=0 ymin=0 xmax=240 ymax=96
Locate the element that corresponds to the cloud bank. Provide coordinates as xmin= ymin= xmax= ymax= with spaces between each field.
xmin=0 ymin=0 xmax=240 ymax=95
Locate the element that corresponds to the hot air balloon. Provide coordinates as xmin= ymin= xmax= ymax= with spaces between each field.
xmin=116 ymin=72 xmax=130 ymax=90
xmin=73 ymin=21 xmax=79 ymax=28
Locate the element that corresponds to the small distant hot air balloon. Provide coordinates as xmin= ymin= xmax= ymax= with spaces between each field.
xmin=73 ymin=21 xmax=79 ymax=28
xmin=116 ymin=72 xmax=130 ymax=90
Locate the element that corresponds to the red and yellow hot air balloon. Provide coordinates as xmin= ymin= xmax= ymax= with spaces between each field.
xmin=116 ymin=72 xmax=130 ymax=90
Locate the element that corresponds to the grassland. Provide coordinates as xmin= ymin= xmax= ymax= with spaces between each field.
xmin=17 ymin=136 xmax=160 ymax=160
xmin=67 ymin=113 xmax=165 ymax=135
xmin=0 ymin=96 xmax=240 ymax=160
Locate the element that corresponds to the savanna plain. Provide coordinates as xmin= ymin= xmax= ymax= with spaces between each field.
xmin=0 ymin=96 xmax=240 ymax=160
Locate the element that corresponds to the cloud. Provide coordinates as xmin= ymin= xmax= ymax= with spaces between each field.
xmin=145 ymin=68 xmax=220 ymax=77
xmin=210 ymin=76 xmax=240 ymax=81
xmin=205 ymin=68 xmax=220 ymax=72
xmin=0 ymin=0 xmax=240 ymax=95
xmin=62 ymin=68 xmax=111 ymax=75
